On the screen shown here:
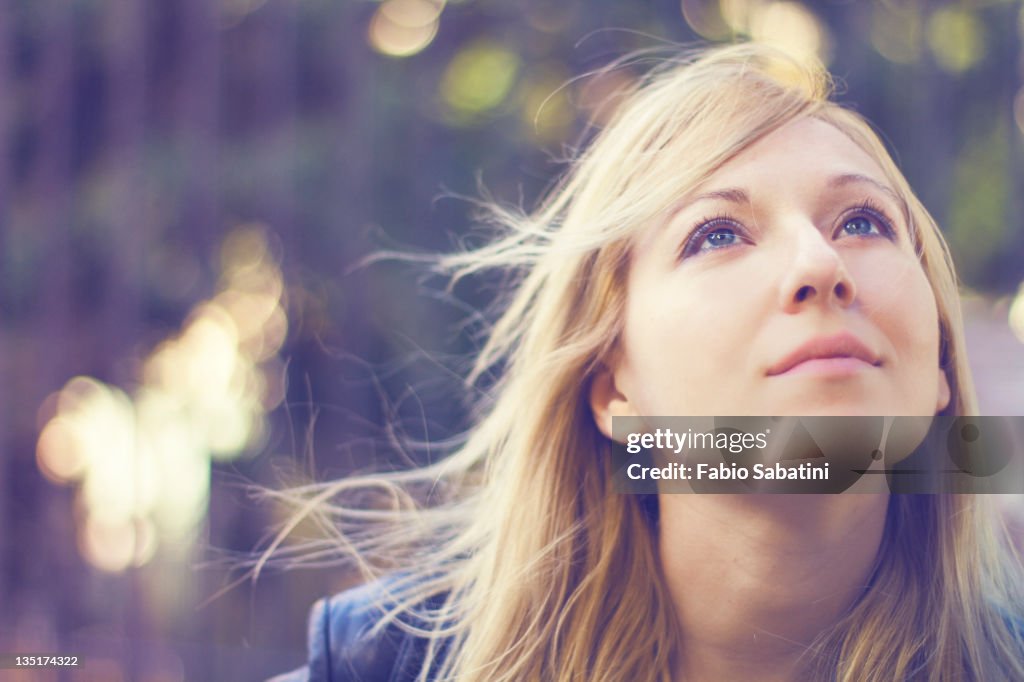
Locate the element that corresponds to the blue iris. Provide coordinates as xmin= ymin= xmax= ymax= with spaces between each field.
xmin=704 ymin=228 xmax=737 ymax=248
xmin=843 ymin=216 xmax=877 ymax=236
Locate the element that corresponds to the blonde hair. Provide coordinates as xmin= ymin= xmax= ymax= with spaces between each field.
xmin=271 ymin=43 xmax=1024 ymax=681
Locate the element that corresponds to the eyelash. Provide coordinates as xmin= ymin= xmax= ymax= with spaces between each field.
xmin=679 ymin=214 xmax=741 ymax=259
xmin=844 ymin=199 xmax=896 ymax=238
xmin=678 ymin=198 xmax=898 ymax=260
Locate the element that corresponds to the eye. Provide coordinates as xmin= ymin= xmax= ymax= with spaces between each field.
xmin=834 ymin=201 xmax=896 ymax=241
xmin=680 ymin=217 xmax=749 ymax=259
xmin=705 ymin=228 xmax=738 ymax=247
xmin=841 ymin=216 xmax=879 ymax=236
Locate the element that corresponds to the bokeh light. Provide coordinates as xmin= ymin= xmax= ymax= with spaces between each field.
xmin=80 ymin=516 xmax=158 ymax=573
xmin=441 ymin=40 xmax=521 ymax=123
xmin=715 ymin=1 xmax=829 ymax=65
xmin=681 ymin=0 xmax=731 ymax=41
xmin=369 ymin=0 xmax=444 ymax=58
xmin=870 ymin=4 xmax=922 ymax=64
xmin=36 ymin=416 xmax=85 ymax=483
xmin=749 ymin=2 xmax=829 ymax=66
xmin=1009 ymin=282 xmax=1024 ymax=344
xmin=926 ymin=7 xmax=985 ymax=73
xmin=382 ymin=0 xmax=445 ymax=27
xmin=36 ymin=226 xmax=288 ymax=572
xmin=720 ymin=0 xmax=765 ymax=34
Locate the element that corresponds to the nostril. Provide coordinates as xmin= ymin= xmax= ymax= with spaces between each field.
xmin=795 ymin=285 xmax=814 ymax=303
xmin=834 ymin=282 xmax=848 ymax=300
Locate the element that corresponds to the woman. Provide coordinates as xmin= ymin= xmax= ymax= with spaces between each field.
xmin=270 ymin=43 xmax=1024 ymax=681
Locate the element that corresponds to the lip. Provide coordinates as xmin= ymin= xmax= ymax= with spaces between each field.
xmin=767 ymin=333 xmax=881 ymax=377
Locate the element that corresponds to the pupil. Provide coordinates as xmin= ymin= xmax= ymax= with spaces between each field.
xmin=708 ymin=230 xmax=734 ymax=246
xmin=847 ymin=218 xmax=871 ymax=234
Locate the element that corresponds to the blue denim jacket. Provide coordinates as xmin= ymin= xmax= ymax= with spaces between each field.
xmin=267 ymin=578 xmax=446 ymax=682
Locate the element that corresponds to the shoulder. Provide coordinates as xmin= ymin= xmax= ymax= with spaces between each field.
xmin=314 ymin=578 xmax=440 ymax=682
xmin=268 ymin=576 xmax=449 ymax=682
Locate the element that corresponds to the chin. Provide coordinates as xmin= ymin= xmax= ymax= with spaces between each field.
xmin=774 ymin=398 xmax=893 ymax=417
xmin=771 ymin=384 xmax=917 ymax=417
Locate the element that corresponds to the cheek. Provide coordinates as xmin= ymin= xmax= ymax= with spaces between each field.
xmin=620 ymin=269 xmax=767 ymax=412
xmin=853 ymin=256 xmax=940 ymax=360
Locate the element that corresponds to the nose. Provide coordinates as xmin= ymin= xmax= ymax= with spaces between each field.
xmin=778 ymin=227 xmax=856 ymax=313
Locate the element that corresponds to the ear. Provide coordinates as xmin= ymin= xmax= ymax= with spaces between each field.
xmin=936 ymin=367 xmax=951 ymax=414
xmin=589 ymin=364 xmax=638 ymax=442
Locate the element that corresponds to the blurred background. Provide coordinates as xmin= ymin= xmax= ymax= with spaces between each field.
xmin=2 ymin=0 xmax=1024 ymax=680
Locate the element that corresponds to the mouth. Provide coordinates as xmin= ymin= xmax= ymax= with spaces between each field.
xmin=767 ymin=333 xmax=881 ymax=377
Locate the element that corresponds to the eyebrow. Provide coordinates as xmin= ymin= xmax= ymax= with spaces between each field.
xmin=826 ymin=173 xmax=903 ymax=207
xmin=686 ymin=187 xmax=750 ymax=206
xmin=682 ymin=173 xmax=905 ymax=212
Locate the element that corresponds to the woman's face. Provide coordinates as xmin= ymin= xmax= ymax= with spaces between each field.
xmin=591 ymin=116 xmax=950 ymax=423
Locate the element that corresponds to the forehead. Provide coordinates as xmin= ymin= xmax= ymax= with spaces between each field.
xmin=698 ymin=116 xmax=888 ymax=191
xmin=628 ymin=115 xmax=912 ymax=261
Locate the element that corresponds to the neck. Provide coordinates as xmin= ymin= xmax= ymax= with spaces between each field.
xmin=658 ymin=493 xmax=888 ymax=682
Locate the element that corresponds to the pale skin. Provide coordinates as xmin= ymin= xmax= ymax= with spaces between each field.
xmin=590 ymin=117 xmax=951 ymax=680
